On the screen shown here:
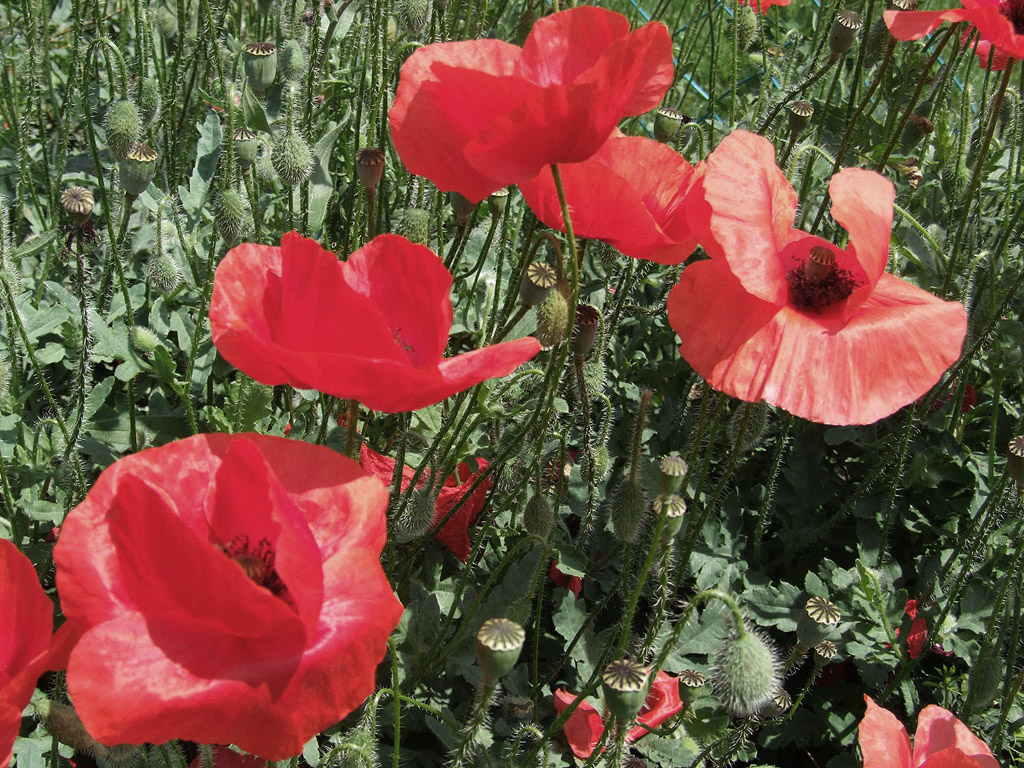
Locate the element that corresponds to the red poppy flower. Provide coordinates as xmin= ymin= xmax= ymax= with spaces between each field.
xmin=738 ymin=0 xmax=792 ymax=13
xmin=859 ymin=695 xmax=999 ymax=768
xmin=885 ymin=0 xmax=1024 ymax=70
xmin=549 ymin=561 xmax=583 ymax=599
xmin=359 ymin=445 xmax=491 ymax=562
xmin=388 ymin=6 xmax=673 ymax=203
xmin=210 ymin=232 xmax=540 ymax=413
xmin=518 ymin=131 xmax=705 ymax=265
xmin=54 ymin=434 xmax=402 ymax=760
xmin=553 ymin=671 xmax=683 ymax=759
xmin=188 ymin=747 xmax=265 ymax=768
xmin=1 ymin=540 xmax=68 ymax=768
xmin=667 ymin=130 xmax=967 ymax=426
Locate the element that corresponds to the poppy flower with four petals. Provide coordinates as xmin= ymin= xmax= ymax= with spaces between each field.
xmin=210 ymin=232 xmax=540 ymax=413
xmin=553 ymin=671 xmax=684 ymax=759
xmin=519 ymin=131 xmax=705 ymax=265
xmin=885 ymin=0 xmax=1024 ymax=70
xmin=388 ymin=6 xmax=673 ymax=202
xmin=859 ymin=695 xmax=999 ymax=768
xmin=54 ymin=434 xmax=402 ymax=760
xmin=667 ymin=130 xmax=967 ymax=425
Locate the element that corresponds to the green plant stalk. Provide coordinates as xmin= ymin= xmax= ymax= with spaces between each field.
xmin=753 ymin=413 xmax=793 ymax=566
xmin=875 ymin=404 xmax=917 ymax=568
xmin=757 ymin=56 xmax=837 ymax=135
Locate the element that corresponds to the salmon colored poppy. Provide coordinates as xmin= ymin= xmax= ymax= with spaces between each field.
xmin=667 ymin=131 xmax=967 ymax=426
xmin=885 ymin=0 xmax=1024 ymax=70
xmin=54 ymin=434 xmax=402 ymax=760
xmin=1 ymin=540 xmax=70 ymax=768
xmin=518 ymin=131 xmax=705 ymax=265
xmin=388 ymin=6 xmax=673 ymax=203
xmin=553 ymin=671 xmax=683 ymax=759
xmin=739 ymin=0 xmax=792 ymax=13
xmin=359 ymin=445 xmax=491 ymax=562
xmin=210 ymin=232 xmax=540 ymax=413
xmin=859 ymin=696 xmax=999 ymax=768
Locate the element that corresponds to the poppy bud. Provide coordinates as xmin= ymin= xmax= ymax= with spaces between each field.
xmin=386 ymin=15 xmax=399 ymax=44
xmin=967 ymin=648 xmax=1003 ymax=706
xmin=658 ymin=454 xmax=688 ymax=496
xmin=601 ymin=660 xmax=650 ymax=724
xmin=235 ymin=128 xmax=260 ymax=172
xmin=523 ymin=491 xmax=554 ymax=537
xmin=244 ymin=42 xmax=278 ymax=96
xmin=476 ymin=617 xmax=525 ymax=681
xmin=1008 ymin=435 xmax=1024 ymax=489
xmin=519 ymin=262 xmax=557 ymax=308
xmin=759 ymin=688 xmax=792 ymax=717
xmin=397 ymin=207 xmax=430 ymax=244
xmin=129 ymin=325 xmax=161 ymax=358
xmin=572 ymin=304 xmax=600 ymax=357
xmin=677 ymin=669 xmax=706 ymax=707
xmin=900 ymin=111 xmax=935 ymax=152
xmin=61 ymin=186 xmax=94 ymax=223
xmin=610 ymin=476 xmax=648 ymax=543
xmin=272 ymin=132 xmax=312 ymax=187
xmin=105 ymin=100 xmax=141 ymax=161
xmin=398 ymin=0 xmax=430 ymax=36
xmin=36 ymin=700 xmax=109 ymax=757
xmin=580 ymin=444 xmax=610 ymax=484
xmin=712 ymin=626 xmax=780 ymax=717
xmin=279 ymin=39 xmax=306 ymax=82
xmin=534 ymin=286 xmax=570 ymax=348
xmin=733 ymin=5 xmax=758 ymax=51
xmin=215 ymin=187 xmax=252 ymax=242
xmin=796 ymin=596 xmax=841 ymax=648
xmin=787 ymin=101 xmax=814 ymax=138
xmin=729 ymin=401 xmax=769 ymax=453
xmin=653 ymin=106 xmax=687 ymax=144
xmin=147 ymin=249 xmax=181 ymax=294
xmin=488 ymin=187 xmax=509 ymax=219
xmin=156 ymin=6 xmax=177 ymax=40
xmin=355 ymin=148 xmax=386 ymax=194
xmin=449 ymin=191 xmax=475 ymax=227
xmin=653 ymin=493 xmax=686 ymax=537
xmin=136 ymin=78 xmax=161 ymax=126
xmin=815 ymin=639 xmax=838 ymax=659
xmin=940 ymin=156 xmax=968 ymax=203
xmin=400 ymin=489 xmax=437 ymax=537
xmin=118 ymin=143 xmax=158 ymax=198
xmin=829 ymin=10 xmax=863 ymax=57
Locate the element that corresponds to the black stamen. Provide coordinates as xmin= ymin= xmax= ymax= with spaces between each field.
xmin=786 ymin=260 xmax=858 ymax=312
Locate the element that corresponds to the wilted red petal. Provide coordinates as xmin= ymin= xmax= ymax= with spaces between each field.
xmin=55 ymin=434 xmax=401 ymax=760
xmin=913 ymin=705 xmax=999 ymax=768
xmin=519 ymin=132 xmax=701 ymax=264
xmin=702 ymin=131 xmax=797 ymax=303
xmin=550 ymin=562 xmax=583 ymax=599
xmin=906 ymin=617 xmax=928 ymax=660
xmin=211 ymin=233 xmax=540 ymax=413
xmin=553 ymin=688 xmax=604 ymax=759
xmin=627 ymin=672 xmax=683 ymax=742
xmin=859 ymin=696 xmax=913 ymax=768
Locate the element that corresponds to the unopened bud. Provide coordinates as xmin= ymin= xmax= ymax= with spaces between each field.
xmin=272 ymin=132 xmax=312 ymax=187
xmin=712 ymin=626 xmax=780 ymax=717
xmin=523 ymin=492 xmax=554 ymax=537
xmin=534 ymin=286 xmax=570 ymax=348
xmin=278 ymin=39 xmax=306 ymax=82
xmin=398 ymin=207 xmax=430 ymax=245
xmin=105 ymin=100 xmax=140 ymax=161
xmin=610 ymin=476 xmax=648 ymax=543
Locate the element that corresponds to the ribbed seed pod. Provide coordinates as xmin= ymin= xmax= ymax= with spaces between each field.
xmin=244 ymin=42 xmax=278 ymax=94
xmin=653 ymin=107 xmax=686 ymax=143
xmin=235 ymin=128 xmax=260 ymax=172
xmin=601 ymin=660 xmax=650 ymax=724
xmin=796 ymin=596 xmax=841 ymax=648
xmin=477 ymin=618 xmax=525 ymax=681
xmin=105 ymin=100 xmax=141 ymax=161
xmin=61 ymin=186 xmax=94 ymax=223
xmin=272 ymin=132 xmax=313 ymax=187
xmin=118 ymin=143 xmax=158 ymax=197
xmin=829 ymin=10 xmax=863 ymax=57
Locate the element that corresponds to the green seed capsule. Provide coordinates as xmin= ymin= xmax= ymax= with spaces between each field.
xmin=601 ymin=660 xmax=650 ymax=724
xmin=244 ymin=42 xmax=278 ymax=95
xmin=118 ymin=143 xmax=158 ymax=197
xmin=235 ymin=128 xmax=260 ymax=172
xmin=476 ymin=618 xmax=525 ymax=681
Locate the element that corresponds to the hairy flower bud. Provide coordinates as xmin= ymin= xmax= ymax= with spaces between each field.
xmin=272 ymin=132 xmax=312 ymax=187
xmin=397 ymin=207 xmax=430 ymax=244
xmin=610 ymin=476 xmax=648 ymax=544
xmin=534 ymin=285 xmax=570 ymax=348
xmin=105 ymin=100 xmax=141 ymax=161
xmin=733 ymin=5 xmax=758 ymax=50
xmin=215 ymin=187 xmax=252 ymax=243
xmin=398 ymin=0 xmax=430 ymax=35
xmin=278 ymin=39 xmax=306 ymax=82
xmin=136 ymin=77 xmax=161 ymax=126
xmin=712 ymin=626 xmax=780 ymax=717
xmin=523 ymin=491 xmax=554 ymax=537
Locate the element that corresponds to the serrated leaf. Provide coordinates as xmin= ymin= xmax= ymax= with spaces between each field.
xmin=12 ymin=230 xmax=61 ymax=261
xmin=178 ymin=113 xmax=222 ymax=217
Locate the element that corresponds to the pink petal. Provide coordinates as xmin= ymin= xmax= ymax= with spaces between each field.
xmin=913 ymin=706 xmax=999 ymax=768
xmin=859 ymin=696 xmax=913 ymax=768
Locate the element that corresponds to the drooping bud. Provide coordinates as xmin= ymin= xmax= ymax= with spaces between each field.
xmin=796 ymin=596 xmax=841 ymax=648
xmin=601 ymin=660 xmax=650 ymax=724
xmin=118 ymin=143 xmax=158 ymax=198
xmin=653 ymin=493 xmax=687 ymax=537
xmin=787 ymin=101 xmax=814 ymax=138
xmin=449 ymin=191 xmax=475 ymax=226
xmin=488 ymin=187 xmax=509 ymax=219
xmin=398 ymin=0 xmax=430 ymax=36
xmin=580 ymin=444 xmax=610 ymax=485
xmin=728 ymin=401 xmax=769 ymax=453
xmin=523 ymin=491 xmax=554 ymax=537
xmin=105 ymin=100 xmax=141 ymax=161
xmin=36 ymin=700 xmax=108 ymax=757
xmin=572 ymin=304 xmax=600 ymax=357
xmin=733 ymin=5 xmax=759 ymax=51
xmin=610 ymin=476 xmax=648 ymax=544
xmin=476 ymin=618 xmax=525 ymax=681
xmin=129 ymin=325 xmax=161 ymax=358
xmin=61 ymin=186 xmax=94 ymax=223
xmin=272 ymin=132 xmax=312 ymax=187
xmin=156 ymin=6 xmax=178 ymax=40
xmin=243 ymin=42 xmax=278 ymax=96
xmin=519 ymin=262 xmax=557 ymax=308
xmin=654 ymin=107 xmax=687 ymax=144
xmin=1008 ymin=435 xmax=1024 ymax=490
xmin=355 ymin=148 xmax=386 ymax=194
xmin=534 ymin=285 xmax=570 ymax=348
xmin=804 ymin=246 xmax=836 ymax=282
xmin=278 ymin=39 xmax=306 ymax=82
xmin=677 ymin=669 xmax=706 ymax=707
xmin=829 ymin=10 xmax=863 ymax=57
xmin=659 ymin=454 xmax=688 ymax=496
xmin=712 ymin=625 xmax=780 ymax=717
xmin=147 ymin=249 xmax=181 ymax=294
xmin=397 ymin=207 xmax=430 ymax=245
xmin=235 ymin=128 xmax=260 ymax=172
xmin=136 ymin=77 xmax=161 ymax=126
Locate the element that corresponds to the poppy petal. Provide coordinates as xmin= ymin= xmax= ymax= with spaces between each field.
xmin=828 ymin=167 xmax=893 ymax=289
xmin=913 ymin=705 xmax=999 ymax=768
xmin=958 ymin=5 xmax=1024 ymax=67
xmin=860 ymin=696 xmax=913 ymax=768
xmin=883 ymin=8 xmax=972 ymax=40
xmin=703 ymin=131 xmax=797 ymax=303
xmin=432 ymin=459 xmax=491 ymax=562
xmin=627 ymin=672 xmax=683 ymax=742
xmin=553 ymin=689 xmax=604 ymax=759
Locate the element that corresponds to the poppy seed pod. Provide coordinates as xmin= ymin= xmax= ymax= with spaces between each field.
xmin=677 ymin=669 xmax=706 ymax=707
xmin=61 ymin=186 xmax=94 ymax=223
xmin=787 ymin=100 xmax=814 ymax=137
xmin=652 ymin=493 xmax=686 ymax=536
xmin=712 ymin=626 xmax=780 ymax=718
xmin=519 ymin=262 xmax=557 ymax=308
xmin=796 ymin=596 xmax=841 ymax=648
xmin=449 ymin=191 xmax=475 ymax=226
xmin=653 ymin=106 xmax=688 ymax=143
xmin=571 ymin=304 xmax=600 ymax=357
xmin=1008 ymin=435 xmax=1024 ymax=489
xmin=601 ymin=660 xmax=650 ymax=724
xmin=272 ymin=132 xmax=312 ymax=187
xmin=658 ymin=454 xmax=688 ymax=496
xmin=235 ymin=128 xmax=260 ymax=172
xmin=488 ymin=187 xmax=509 ymax=219
xmin=355 ymin=148 xmax=386 ymax=193
xmin=105 ymin=100 xmax=141 ymax=161
xmin=243 ymin=42 xmax=278 ymax=95
xmin=815 ymin=639 xmax=838 ymax=659
xmin=829 ymin=10 xmax=863 ymax=57
xmin=760 ymin=688 xmax=792 ymax=717
xmin=118 ymin=143 xmax=158 ymax=197
xmin=476 ymin=618 xmax=525 ymax=681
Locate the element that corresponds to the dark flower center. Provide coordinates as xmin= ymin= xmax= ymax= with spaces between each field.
xmin=221 ymin=535 xmax=286 ymax=597
xmin=786 ymin=245 xmax=858 ymax=312
xmin=1002 ymin=0 xmax=1024 ymax=34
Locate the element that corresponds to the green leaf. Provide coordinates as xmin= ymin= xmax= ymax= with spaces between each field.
xmin=242 ymin=85 xmax=271 ymax=134
xmin=151 ymin=346 xmax=179 ymax=390
xmin=178 ymin=113 xmax=222 ymax=217
xmin=12 ymin=230 xmax=61 ymax=261
xmin=307 ymin=120 xmax=347 ymax=235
